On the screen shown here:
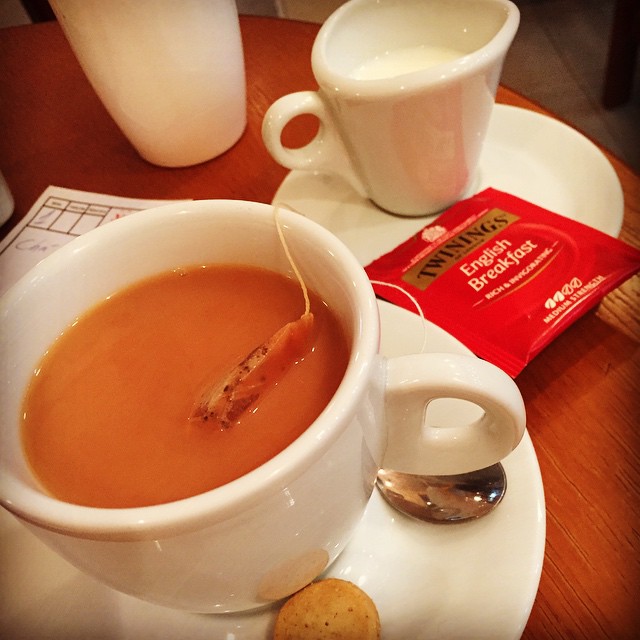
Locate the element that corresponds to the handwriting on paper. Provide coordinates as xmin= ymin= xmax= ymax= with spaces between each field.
xmin=15 ymin=235 xmax=63 ymax=254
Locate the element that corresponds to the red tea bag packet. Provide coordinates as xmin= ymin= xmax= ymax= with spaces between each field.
xmin=365 ymin=188 xmax=640 ymax=377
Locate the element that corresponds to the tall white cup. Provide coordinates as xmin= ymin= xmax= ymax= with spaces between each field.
xmin=263 ymin=0 xmax=519 ymax=215
xmin=50 ymin=0 xmax=246 ymax=167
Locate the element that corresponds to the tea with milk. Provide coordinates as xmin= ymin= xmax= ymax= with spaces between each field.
xmin=21 ymin=265 xmax=349 ymax=508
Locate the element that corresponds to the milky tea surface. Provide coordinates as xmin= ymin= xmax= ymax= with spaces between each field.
xmin=21 ymin=265 xmax=349 ymax=508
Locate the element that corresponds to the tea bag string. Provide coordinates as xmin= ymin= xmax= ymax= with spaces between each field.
xmin=274 ymin=202 xmax=427 ymax=353
xmin=274 ymin=204 xmax=311 ymax=316
xmin=368 ymin=281 xmax=428 ymax=354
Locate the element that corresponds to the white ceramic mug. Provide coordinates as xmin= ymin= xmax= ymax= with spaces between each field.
xmin=262 ymin=0 xmax=519 ymax=215
xmin=0 ymin=200 xmax=525 ymax=612
xmin=49 ymin=0 xmax=246 ymax=167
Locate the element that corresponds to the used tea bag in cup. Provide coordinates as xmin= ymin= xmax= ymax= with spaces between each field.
xmin=192 ymin=209 xmax=315 ymax=425
xmin=191 ymin=313 xmax=314 ymax=426
xmin=262 ymin=0 xmax=519 ymax=215
xmin=50 ymin=0 xmax=246 ymax=167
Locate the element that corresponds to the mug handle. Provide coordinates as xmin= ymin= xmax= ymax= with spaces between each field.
xmin=383 ymin=353 xmax=526 ymax=476
xmin=261 ymin=91 xmax=364 ymax=194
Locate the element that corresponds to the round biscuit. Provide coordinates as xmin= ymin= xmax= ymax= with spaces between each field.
xmin=273 ymin=578 xmax=380 ymax=640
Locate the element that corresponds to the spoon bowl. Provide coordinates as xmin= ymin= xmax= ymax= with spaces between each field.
xmin=376 ymin=463 xmax=506 ymax=524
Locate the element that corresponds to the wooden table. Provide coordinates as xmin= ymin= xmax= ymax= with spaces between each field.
xmin=1 ymin=16 xmax=638 ymax=640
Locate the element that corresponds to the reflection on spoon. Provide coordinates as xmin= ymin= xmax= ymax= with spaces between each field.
xmin=376 ymin=463 xmax=506 ymax=524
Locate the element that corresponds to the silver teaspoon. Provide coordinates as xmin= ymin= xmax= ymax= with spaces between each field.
xmin=376 ymin=463 xmax=506 ymax=524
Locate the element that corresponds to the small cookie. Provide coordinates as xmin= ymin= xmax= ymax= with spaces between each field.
xmin=273 ymin=578 xmax=380 ymax=640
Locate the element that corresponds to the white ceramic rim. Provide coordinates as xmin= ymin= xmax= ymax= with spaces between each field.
xmin=311 ymin=0 xmax=520 ymax=97
xmin=0 ymin=200 xmax=380 ymax=539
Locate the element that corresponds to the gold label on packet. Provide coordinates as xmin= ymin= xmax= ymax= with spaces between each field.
xmin=402 ymin=209 xmax=520 ymax=290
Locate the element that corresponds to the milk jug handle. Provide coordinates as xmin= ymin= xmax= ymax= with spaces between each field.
xmin=262 ymin=91 xmax=363 ymax=193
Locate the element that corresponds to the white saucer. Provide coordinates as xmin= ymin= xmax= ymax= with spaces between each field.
xmin=273 ymin=104 xmax=624 ymax=268
xmin=0 ymin=301 xmax=545 ymax=639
